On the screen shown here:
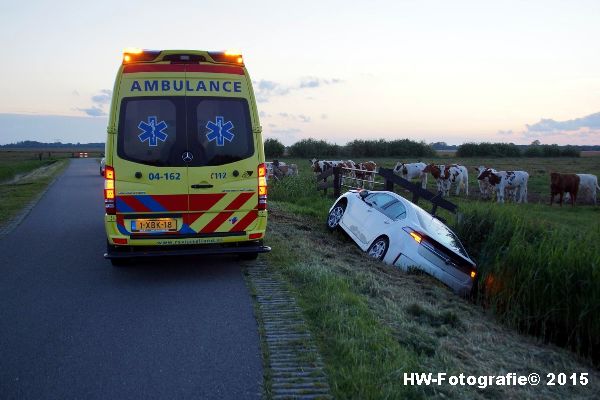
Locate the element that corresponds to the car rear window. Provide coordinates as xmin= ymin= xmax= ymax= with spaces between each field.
xmin=382 ymin=200 xmax=407 ymax=220
xmin=117 ymin=97 xmax=254 ymax=167
xmin=414 ymin=206 xmax=469 ymax=259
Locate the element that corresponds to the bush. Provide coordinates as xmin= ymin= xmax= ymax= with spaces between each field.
xmin=456 ymin=142 xmax=521 ymax=157
xmin=288 ymin=139 xmax=340 ymax=158
xmin=264 ymin=138 xmax=285 ymax=158
xmin=288 ymin=138 xmax=436 ymax=159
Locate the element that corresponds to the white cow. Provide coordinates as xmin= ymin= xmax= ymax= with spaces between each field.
xmin=479 ymin=170 xmax=529 ymax=203
xmin=393 ymin=162 xmax=428 ymax=189
xmin=564 ymin=174 xmax=600 ymax=205
xmin=439 ymin=164 xmax=469 ymax=196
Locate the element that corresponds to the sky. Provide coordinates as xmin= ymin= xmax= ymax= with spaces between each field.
xmin=0 ymin=0 xmax=599 ymax=146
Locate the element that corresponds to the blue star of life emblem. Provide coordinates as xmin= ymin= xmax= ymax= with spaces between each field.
xmin=138 ymin=116 xmax=168 ymax=147
xmin=206 ymin=116 xmax=235 ymax=147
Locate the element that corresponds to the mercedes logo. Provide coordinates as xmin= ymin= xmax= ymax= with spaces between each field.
xmin=182 ymin=151 xmax=193 ymax=162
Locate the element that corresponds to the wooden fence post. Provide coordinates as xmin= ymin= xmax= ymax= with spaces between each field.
xmin=333 ymin=167 xmax=341 ymax=198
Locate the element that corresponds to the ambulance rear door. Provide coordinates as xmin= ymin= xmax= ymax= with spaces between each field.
xmin=183 ymin=66 xmax=260 ymax=236
xmin=112 ymin=65 xmax=190 ymax=238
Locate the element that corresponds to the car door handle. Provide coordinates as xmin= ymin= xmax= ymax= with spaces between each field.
xmin=367 ymin=209 xmax=373 ymax=213
xmin=191 ymin=184 xmax=214 ymax=189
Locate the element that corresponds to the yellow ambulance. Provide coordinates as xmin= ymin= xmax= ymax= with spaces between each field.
xmin=103 ymin=49 xmax=269 ymax=265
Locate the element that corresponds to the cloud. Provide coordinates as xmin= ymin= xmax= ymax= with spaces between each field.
xmin=298 ymin=114 xmax=311 ymax=123
xmin=274 ymin=112 xmax=311 ymax=123
xmin=76 ymin=89 xmax=112 ymax=117
xmin=253 ymin=76 xmax=342 ymax=103
xmin=526 ymin=112 xmax=600 ymax=134
xmin=91 ymin=89 xmax=112 ymax=105
xmin=76 ymin=106 xmax=107 ymax=117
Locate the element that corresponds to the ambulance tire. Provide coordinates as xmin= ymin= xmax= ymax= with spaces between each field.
xmin=110 ymin=258 xmax=130 ymax=267
xmin=107 ymin=241 xmax=130 ymax=267
xmin=239 ymin=252 xmax=259 ymax=261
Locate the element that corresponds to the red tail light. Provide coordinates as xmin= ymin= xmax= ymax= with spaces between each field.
xmin=258 ymin=163 xmax=267 ymax=210
xmin=104 ymin=166 xmax=116 ymax=215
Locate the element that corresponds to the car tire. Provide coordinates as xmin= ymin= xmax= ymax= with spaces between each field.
xmin=239 ymin=252 xmax=259 ymax=261
xmin=326 ymin=201 xmax=346 ymax=231
xmin=367 ymin=236 xmax=389 ymax=261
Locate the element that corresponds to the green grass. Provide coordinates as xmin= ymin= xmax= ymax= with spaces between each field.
xmin=267 ymin=221 xmax=425 ymax=399
xmin=0 ymin=159 xmax=68 ymax=223
xmin=452 ymin=201 xmax=600 ymax=363
xmin=264 ymin=203 xmax=600 ymax=399
xmin=267 ymin=155 xmax=600 ymax=365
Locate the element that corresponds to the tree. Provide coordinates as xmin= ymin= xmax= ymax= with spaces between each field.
xmin=264 ymin=138 xmax=285 ymax=158
xmin=531 ymin=139 xmax=541 ymax=146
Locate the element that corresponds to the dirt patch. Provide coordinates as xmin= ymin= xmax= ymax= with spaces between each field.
xmin=266 ymin=204 xmax=600 ymax=399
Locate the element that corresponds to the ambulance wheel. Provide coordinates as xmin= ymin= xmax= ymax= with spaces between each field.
xmin=239 ymin=252 xmax=259 ymax=261
xmin=110 ymin=258 xmax=130 ymax=267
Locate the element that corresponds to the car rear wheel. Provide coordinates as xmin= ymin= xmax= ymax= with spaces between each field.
xmin=367 ymin=236 xmax=389 ymax=261
xmin=327 ymin=202 xmax=346 ymax=231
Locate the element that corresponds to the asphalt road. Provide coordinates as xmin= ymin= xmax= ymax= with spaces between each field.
xmin=0 ymin=158 xmax=262 ymax=400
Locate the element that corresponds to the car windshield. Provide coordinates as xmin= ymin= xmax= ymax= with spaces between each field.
xmin=413 ymin=206 xmax=469 ymax=259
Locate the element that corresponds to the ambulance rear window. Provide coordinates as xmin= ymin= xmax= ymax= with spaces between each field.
xmin=117 ymin=98 xmax=183 ymax=166
xmin=190 ymin=98 xmax=254 ymax=166
xmin=117 ymin=96 xmax=253 ymax=167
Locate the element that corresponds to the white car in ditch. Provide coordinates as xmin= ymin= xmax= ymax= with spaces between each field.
xmin=327 ymin=190 xmax=477 ymax=296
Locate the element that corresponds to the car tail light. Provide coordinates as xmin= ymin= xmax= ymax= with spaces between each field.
xmin=104 ymin=166 xmax=116 ymax=215
xmin=258 ymin=163 xmax=267 ymax=210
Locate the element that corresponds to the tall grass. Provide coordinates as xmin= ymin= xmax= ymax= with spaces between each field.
xmin=453 ymin=203 xmax=600 ymax=363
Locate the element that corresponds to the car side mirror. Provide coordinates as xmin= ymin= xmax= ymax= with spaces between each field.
xmin=359 ymin=190 xmax=369 ymax=201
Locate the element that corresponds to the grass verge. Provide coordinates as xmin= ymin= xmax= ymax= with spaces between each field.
xmin=0 ymin=159 xmax=68 ymax=224
xmin=263 ymin=201 xmax=600 ymax=399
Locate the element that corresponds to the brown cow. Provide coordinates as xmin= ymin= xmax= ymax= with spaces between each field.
xmin=550 ymin=172 xmax=579 ymax=207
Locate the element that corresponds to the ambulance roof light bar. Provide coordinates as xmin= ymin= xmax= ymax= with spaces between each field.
xmin=122 ymin=49 xmax=244 ymax=66
xmin=208 ymin=50 xmax=244 ymax=66
xmin=122 ymin=48 xmax=162 ymax=64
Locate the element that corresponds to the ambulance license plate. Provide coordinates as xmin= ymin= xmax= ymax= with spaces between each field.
xmin=131 ymin=218 xmax=177 ymax=232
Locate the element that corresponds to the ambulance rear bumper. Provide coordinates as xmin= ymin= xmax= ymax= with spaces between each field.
xmin=104 ymin=241 xmax=271 ymax=259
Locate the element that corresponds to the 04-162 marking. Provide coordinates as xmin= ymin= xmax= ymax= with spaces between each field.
xmin=148 ymin=172 xmax=181 ymax=181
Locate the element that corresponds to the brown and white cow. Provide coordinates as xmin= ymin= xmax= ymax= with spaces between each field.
xmin=550 ymin=172 xmax=580 ymax=207
xmin=309 ymin=159 xmax=344 ymax=175
xmin=393 ymin=162 xmax=428 ymax=189
xmin=478 ymin=170 xmax=528 ymax=203
xmin=271 ymin=160 xmax=298 ymax=180
xmin=423 ymin=163 xmax=468 ymax=196
xmin=423 ymin=164 xmax=446 ymax=193
xmin=474 ymin=166 xmax=497 ymax=200
xmin=355 ymin=161 xmax=377 ymax=189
